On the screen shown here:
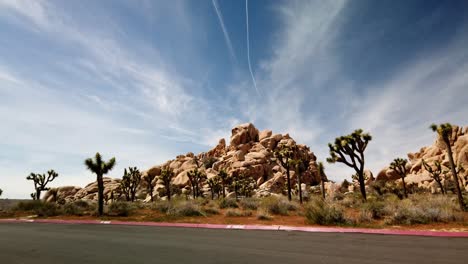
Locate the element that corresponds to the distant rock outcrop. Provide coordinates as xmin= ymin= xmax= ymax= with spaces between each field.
xmin=377 ymin=125 xmax=468 ymax=193
xmin=45 ymin=123 xmax=324 ymax=201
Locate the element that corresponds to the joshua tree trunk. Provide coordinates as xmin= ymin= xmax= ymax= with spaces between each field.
xmin=296 ymin=167 xmax=303 ymax=204
xmin=286 ymin=165 xmax=292 ymax=201
xmin=321 ymin=180 xmax=325 ymax=199
xmin=435 ymin=179 xmax=446 ymax=195
xmin=36 ymin=189 xmax=41 ymax=201
xmin=445 ymin=141 xmax=466 ymax=210
xmin=358 ymin=167 xmax=367 ymax=201
xmin=166 ymin=185 xmax=171 ymax=201
xmin=222 ymin=182 xmax=226 ymax=198
xmin=401 ymin=176 xmax=408 ymax=198
xmin=97 ymin=174 xmax=104 ymax=216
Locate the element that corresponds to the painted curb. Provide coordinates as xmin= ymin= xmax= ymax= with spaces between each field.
xmin=1 ymin=218 xmax=467 ymax=237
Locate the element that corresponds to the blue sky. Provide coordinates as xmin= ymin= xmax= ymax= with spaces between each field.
xmin=1 ymin=0 xmax=467 ymax=198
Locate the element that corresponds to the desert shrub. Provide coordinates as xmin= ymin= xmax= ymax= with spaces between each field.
xmin=256 ymin=210 xmax=273 ymax=221
xmin=169 ymin=201 xmax=205 ymax=217
xmin=108 ymin=201 xmax=135 ymax=217
xmin=239 ymin=198 xmax=259 ymax=210
xmin=203 ymin=207 xmax=220 ymax=215
xmin=384 ymin=195 xmax=462 ymax=225
xmin=261 ymin=196 xmax=297 ymax=215
xmin=35 ymin=202 xmax=62 ymax=217
xmin=14 ymin=200 xmax=44 ymax=211
xmin=305 ymin=198 xmax=346 ymax=225
xmin=63 ymin=203 xmax=85 ymax=216
xmin=225 ymin=209 xmax=253 ymax=217
xmin=151 ymin=200 xmax=174 ymax=213
xmin=219 ymin=198 xmax=238 ymax=209
xmin=360 ymin=199 xmax=385 ymax=219
xmin=339 ymin=193 xmax=362 ymax=208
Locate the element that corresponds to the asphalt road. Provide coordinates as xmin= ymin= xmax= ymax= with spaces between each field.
xmin=0 ymin=223 xmax=467 ymax=264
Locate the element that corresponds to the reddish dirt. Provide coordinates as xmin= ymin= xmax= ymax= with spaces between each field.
xmin=4 ymin=208 xmax=467 ymax=232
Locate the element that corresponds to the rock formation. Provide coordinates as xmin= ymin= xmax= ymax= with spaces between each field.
xmin=377 ymin=125 xmax=468 ymax=193
xmin=45 ymin=123 xmax=324 ymax=202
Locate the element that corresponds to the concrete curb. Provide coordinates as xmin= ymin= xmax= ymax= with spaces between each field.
xmin=1 ymin=218 xmax=468 ymax=237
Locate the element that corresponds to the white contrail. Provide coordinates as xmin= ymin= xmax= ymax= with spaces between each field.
xmin=245 ymin=0 xmax=260 ymax=96
xmin=211 ymin=0 xmax=237 ymax=62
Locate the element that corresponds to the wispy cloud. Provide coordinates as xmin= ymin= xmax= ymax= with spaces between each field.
xmin=211 ymin=0 xmax=237 ymax=63
xmin=245 ymin=0 xmax=260 ymax=96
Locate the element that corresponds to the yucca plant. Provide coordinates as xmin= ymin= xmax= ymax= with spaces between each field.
xmin=218 ymin=169 xmax=229 ymax=198
xmin=85 ymin=153 xmax=116 ymax=216
xmin=430 ymin=123 xmax=465 ymax=210
xmin=207 ymin=176 xmax=221 ymax=200
xmin=144 ymin=171 xmax=157 ymax=202
xmin=327 ymin=129 xmax=372 ymax=201
xmin=187 ymin=168 xmax=207 ymax=199
xmin=422 ymin=159 xmax=447 ymax=195
xmin=389 ymin=158 xmax=409 ymax=198
xmin=26 ymin=170 xmax=59 ymax=200
xmin=159 ymin=167 xmax=175 ymax=201
xmin=120 ymin=167 xmax=141 ymax=202
xmin=275 ymin=145 xmax=296 ymax=201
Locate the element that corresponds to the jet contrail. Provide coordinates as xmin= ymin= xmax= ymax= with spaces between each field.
xmin=212 ymin=0 xmax=237 ymax=62
xmin=245 ymin=0 xmax=260 ymax=96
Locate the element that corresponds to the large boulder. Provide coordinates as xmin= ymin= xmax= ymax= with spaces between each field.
xmin=229 ymin=123 xmax=259 ymax=149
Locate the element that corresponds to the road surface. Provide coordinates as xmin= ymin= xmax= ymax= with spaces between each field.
xmin=0 ymin=223 xmax=467 ymax=263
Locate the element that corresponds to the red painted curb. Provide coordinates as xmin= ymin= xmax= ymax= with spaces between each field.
xmin=1 ymin=219 xmax=467 ymax=237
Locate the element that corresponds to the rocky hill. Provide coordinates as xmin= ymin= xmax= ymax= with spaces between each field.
xmin=377 ymin=126 xmax=468 ymax=193
xmin=44 ymin=123 xmax=322 ymax=202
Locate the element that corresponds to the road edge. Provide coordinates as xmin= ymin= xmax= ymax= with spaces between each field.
xmin=1 ymin=218 xmax=467 ymax=237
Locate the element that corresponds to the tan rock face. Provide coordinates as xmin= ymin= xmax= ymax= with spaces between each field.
xmin=378 ymin=125 xmax=468 ymax=193
xmin=51 ymin=123 xmax=324 ymax=201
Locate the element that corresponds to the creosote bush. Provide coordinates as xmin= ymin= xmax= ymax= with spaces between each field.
xmin=239 ymin=198 xmax=259 ymax=210
xmin=225 ymin=209 xmax=253 ymax=217
xmin=261 ymin=196 xmax=297 ymax=215
xmin=219 ymin=198 xmax=238 ymax=209
xmin=256 ymin=210 xmax=273 ymax=221
xmin=107 ymin=201 xmax=135 ymax=217
xmin=169 ymin=201 xmax=205 ymax=217
xmin=384 ymin=194 xmax=463 ymax=225
xmin=305 ymin=198 xmax=346 ymax=225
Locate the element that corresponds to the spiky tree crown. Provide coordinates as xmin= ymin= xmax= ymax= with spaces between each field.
xmin=27 ymin=169 xmax=59 ymax=191
xmin=430 ymin=123 xmax=453 ymax=142
xmin=85 ymin=152 xmax=116 ymax=175
xmin=326 ymin=129 xmax=372 ymax=166
xmin=389 ymin=158 xmax=408 ymax=177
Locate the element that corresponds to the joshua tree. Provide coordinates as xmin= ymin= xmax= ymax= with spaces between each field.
xmin=218 ymin=169 xmax=229 ymax=198
xmin=317 ymin=162 xmax=327 ymax=199
xmin=389 ymin=158 xmax=409 ymax=198
xmin=422 ymin=159 xmax=446 ymax=195
xmin=144 ymin=172 xmax=157 ymax=202
xmin=430 ymin=123 xmax=465 ymax=210
xmin=290 ymin=155 xmax=309 ymax=204
xmin=238 ymin=176 xmax=256 ymax=198
xmin=26 ymin=170 xmax=59 ymax=200
xmin=187 ymin=168 xmax=207 ymax=199
xmin=0 ymin=188 xmax=2 ymax=197
xmin=327 ymin=129 xmax=372 ymax=201
xmin=159 ymin=167 xmax=175 ymax=201
xmin=85 ymin=153 xmax=116 ymax=216
xmin=275 ymin=145 xmax=295 ymax=201
xmin=207 ymin=176 xmax=221 ymax=200
xmin=120 ymin=167 xmax=141 ymax=202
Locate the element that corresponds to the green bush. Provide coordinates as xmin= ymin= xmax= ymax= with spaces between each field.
xmin=256 ymin=210 xmax=273 ymax=221
xmin=14 ymin=200 xmax=44 ymax=211
xmin=225 ymin=209 xmax=253 ymax=217
xmin=151 ymin=200 xmax=174 ymax=213
xmin=261 ymin=196 xmax=297 ymax=215
xmin=35 ymin=202 xmax=62 ymax=217
xmin=219 ymin=198 xmax=238 ymax=209
xmin=239 ymin=198 xmax=259 ymax=210
xmin=107 ymin=201 xmax=135 ymax=217
xmin=203 ymin=207 xmax=220 ymax=215
xmin=360 ymin=199 xmax=385 ymax=219
xmin=384 ymin=195 xmax=463 ymax=225
xmin=169 ymin=201 xmax=205 ymax=217
xmin=63 ymin=203 xmax=84 ymax=216
xmin=305 ymin=198 xmax=346 ymax=225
